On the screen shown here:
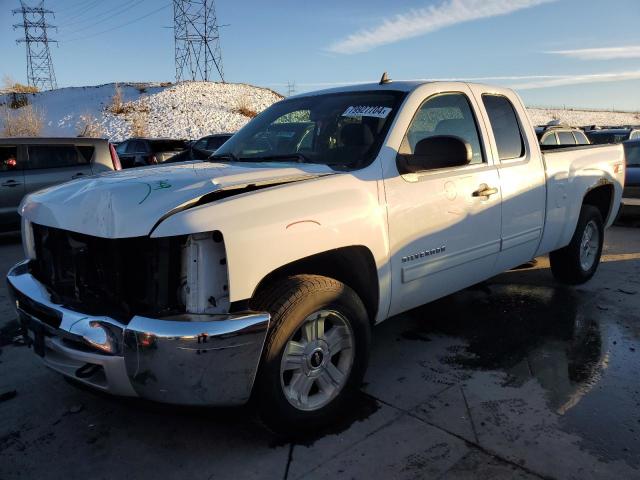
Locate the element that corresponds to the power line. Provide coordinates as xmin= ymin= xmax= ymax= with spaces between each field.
xmin=13 ymin=1 xmax=57 ymax=91
xmin=173 ymin=0 xmax=224 ymax=82
xmin=58 ymin=0 xmax=148 ymax=36
xmin=60 ymin=3 xmax=171 ymax=43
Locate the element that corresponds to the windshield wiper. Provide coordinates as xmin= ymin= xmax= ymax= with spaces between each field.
xmin=240 ymin=153 xmax=312 ymax=163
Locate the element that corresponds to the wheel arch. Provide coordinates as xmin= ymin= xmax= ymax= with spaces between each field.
xmin=582 ymin=182 xmax=615 ymax=225
xmin=248 ymin=245 xmax=380 ymax=324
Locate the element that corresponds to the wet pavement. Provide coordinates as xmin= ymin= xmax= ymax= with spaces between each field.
xmin=1 ymin=222 xmax=640 ymax=479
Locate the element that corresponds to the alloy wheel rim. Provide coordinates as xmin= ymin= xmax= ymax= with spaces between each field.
xmin=280 ymin=309 xmax=354 ymax=411
xmin=579 ymin=220 xmax=599 ymax=271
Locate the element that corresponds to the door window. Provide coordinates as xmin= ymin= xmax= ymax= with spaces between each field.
xmin=482 ymin=95 xmax=524 ymax=160
xmin=27 ymin=145 xmax=88 ymax=169
xmin=558 ymin=131 xmax=577 ymax=145
xmin=541 ymin=133 xmax=558 ymax=145
xmin=573 ymin=131 xmax=590 ymax=145
xmin=0 ymin=146 xmax=19 ymax=171
xmin=401 ymin=92 xmax=485 ymax=166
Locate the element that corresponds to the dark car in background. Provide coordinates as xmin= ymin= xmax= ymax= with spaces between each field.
xmin=622 ymin=140 xmax=640 ymax=214
xmin=586 ymin=127 xmax=640 ymax=145
xmin=115 ymin=138 xmax=188 ymax=168
xmin=536 ymin=125 xmax=590 ymax=146
xmin=165 ymin=133 xmax=234 ymax=163
xmin=0 ymin=137 xmax=120 ymax=232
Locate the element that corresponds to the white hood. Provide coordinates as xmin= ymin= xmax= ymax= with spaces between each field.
xmin=21 ymin=161 xmax=335 ymax=238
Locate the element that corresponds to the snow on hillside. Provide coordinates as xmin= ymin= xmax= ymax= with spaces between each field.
xmin=0 ymin=82 xmax=282 ymax=141
xmin=1 ymin=81 xmax=638 ymax=141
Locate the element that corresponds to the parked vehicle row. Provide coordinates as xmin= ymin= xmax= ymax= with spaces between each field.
xmin=0 ymin=137 xmax=119 ymax=232
xmin=0 ymin=133 xmax=235 ymax=232
xmin=8 ymin=79 xmax=626 ymax=431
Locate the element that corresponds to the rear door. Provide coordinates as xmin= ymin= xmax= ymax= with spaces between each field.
xmin=470 ymin=88 xmax=546 ymax=272
xmin=24 ymin=144 xmax=93 ymax=195
xmin=0 ymin=144 xmax=25 ymax=231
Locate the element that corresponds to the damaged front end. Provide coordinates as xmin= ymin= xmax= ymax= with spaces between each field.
xmin=7 ymin=224 xmax=270 ymax=406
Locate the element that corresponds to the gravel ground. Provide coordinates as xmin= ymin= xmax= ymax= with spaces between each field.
xmin=1 ymin=221 xmax=640 ymax=479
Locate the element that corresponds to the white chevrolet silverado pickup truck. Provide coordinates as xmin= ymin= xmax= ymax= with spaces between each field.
xmin=8 ymin=80 xmax=625 ymax=431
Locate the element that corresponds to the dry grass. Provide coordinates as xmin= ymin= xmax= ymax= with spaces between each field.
xmin=130 ymin=114 xmax=148 ymax=137
xmin=108 ymin=83 xmax=130 ymax=114
xmin=235 ymin=97 xmax=257 ymax=118
xmin=1 ymin=105 xmax=44 ymax=137
xmin=76 ymin=113 xmax=103 ymax=137
xmin=2 ymin=75 xmax=38 ymax=94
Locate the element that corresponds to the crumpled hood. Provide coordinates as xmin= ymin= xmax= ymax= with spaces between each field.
xmin=21 ymin=161 xmax=335 ymax=238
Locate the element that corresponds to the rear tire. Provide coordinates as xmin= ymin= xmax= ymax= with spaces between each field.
xmin=550 ymin=205 xmax=604 ymax=285
xmin=251 ymin=274 xmax=371 ymax=434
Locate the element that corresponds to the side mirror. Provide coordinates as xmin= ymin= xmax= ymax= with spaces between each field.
xmin=397 ymin=135 xmax=472 ymax=174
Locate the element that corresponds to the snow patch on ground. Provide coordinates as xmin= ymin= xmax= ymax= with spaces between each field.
xmin=2 ymin=81 xmax=638 ymax=141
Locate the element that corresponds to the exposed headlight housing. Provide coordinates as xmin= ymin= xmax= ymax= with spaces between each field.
xmin=180 ymin=231 xmax=230 ymax=315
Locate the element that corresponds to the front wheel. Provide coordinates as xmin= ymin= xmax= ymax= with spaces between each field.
xmin=550 ymin=205 xmax=604 ymax=284
xmin=251 ymin=275 xmax=371 ymax=433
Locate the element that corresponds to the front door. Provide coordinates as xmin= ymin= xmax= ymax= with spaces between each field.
xmin=0 ymin=144 xmax=25 ymax=231
xmin=383 ymin=88 xmax=502 ymax=317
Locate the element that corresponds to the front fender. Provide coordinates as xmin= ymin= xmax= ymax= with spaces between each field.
xmin=151 ymin=172 xmax=389 ymax=306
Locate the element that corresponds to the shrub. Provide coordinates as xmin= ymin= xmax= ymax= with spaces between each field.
xmin=1 ymin=105 xmax=44 ymax=137
xmin=235 ymin=97 xmax=257 ymax=118
xmin=9 ymin=93 xmax=29 ymax=109
xmin=108 ymin=83 xmax=128 ymax=114
xmin=76 ymin=113 xmax=103 ymax=137
xmin=131 ymin=114 xmax=147 ymax=137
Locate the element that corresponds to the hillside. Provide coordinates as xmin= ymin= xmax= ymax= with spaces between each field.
xmin=0 ymin=81 xmax=283 ymax=141
xmin=1 ymin=81 xmax=638 ymax=141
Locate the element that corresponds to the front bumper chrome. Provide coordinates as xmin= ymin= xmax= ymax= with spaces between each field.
xmin=7 ymin=260 xmax=270 ymax=406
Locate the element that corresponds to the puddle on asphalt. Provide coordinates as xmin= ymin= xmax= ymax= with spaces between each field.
xmin=401 ymin=281 xmax=640 ymax=467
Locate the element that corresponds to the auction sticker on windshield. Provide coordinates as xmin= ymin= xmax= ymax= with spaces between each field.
xmin=342 ymin=106 xmax=392 ymax=118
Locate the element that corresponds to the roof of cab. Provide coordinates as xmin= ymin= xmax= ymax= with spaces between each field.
xmin=288 ymin=80 xmax=515 ymax=100
xmin=0 ymin=137 xmax=109 ymax=144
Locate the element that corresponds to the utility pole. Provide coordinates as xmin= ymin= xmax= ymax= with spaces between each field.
xmin=173 ymin=0 xmax=224 ymax=82
xmin=286 ymin=81 xmax=296 ymax=97
xmin=13 ymin=1 xmax=57 ymax=91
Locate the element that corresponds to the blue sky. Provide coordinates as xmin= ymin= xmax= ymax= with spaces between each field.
xmin=2 ymin=0 xmax=640 ymax=110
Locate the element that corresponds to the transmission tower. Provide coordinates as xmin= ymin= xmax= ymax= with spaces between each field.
xmin=13 ymin=1 xmax=58 ymax=91
xmin=173 ymin=0 xmax=224 ymax=82
xmin=286 ymin=81 xmax=296 ymax=97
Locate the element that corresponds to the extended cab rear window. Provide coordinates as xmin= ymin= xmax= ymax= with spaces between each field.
xmin=482 ymin=95 xmax=525 ymax=160
xmin=27 ymin=145 xmax=89 ymax=169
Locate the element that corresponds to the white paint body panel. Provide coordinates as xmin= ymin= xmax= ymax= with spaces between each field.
xmin=19 ymin=81 xmax=625 ymax=325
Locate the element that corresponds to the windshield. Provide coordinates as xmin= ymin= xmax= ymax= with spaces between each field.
xmin=213 ymin=90 xmax=406 ymax=170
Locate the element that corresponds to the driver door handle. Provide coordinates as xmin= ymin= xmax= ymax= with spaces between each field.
xmin=1 ymin=179 xmax=20 ymax=187
xmin=472 ymin=184 xmax=499 ymax=198
xmin=72 ymin=172 xmax=85 ymax=179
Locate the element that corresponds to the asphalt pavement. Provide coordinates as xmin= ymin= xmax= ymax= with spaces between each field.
xmin=1 ymin=220 xmax=640 ymax=480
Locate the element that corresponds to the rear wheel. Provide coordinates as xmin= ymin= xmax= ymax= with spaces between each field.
xmin=252 ymin=274 xmax=370 ymax=433
xmin=550 ymin=205 xmax=604 ymax=284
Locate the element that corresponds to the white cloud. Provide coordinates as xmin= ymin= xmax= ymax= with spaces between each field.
xmin=327 ymin=0 xmax=558 ymax=55
xmin=546 ymin=46 xmax=640 ymax=60
xmin=510 ymin=70 xmax=640 ymax=89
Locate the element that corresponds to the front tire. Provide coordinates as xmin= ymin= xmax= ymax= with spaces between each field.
xmin=251 ymin=274 xmax=371 ymax=433
xmin=550 ymin=205 xmax=604 ymax=284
